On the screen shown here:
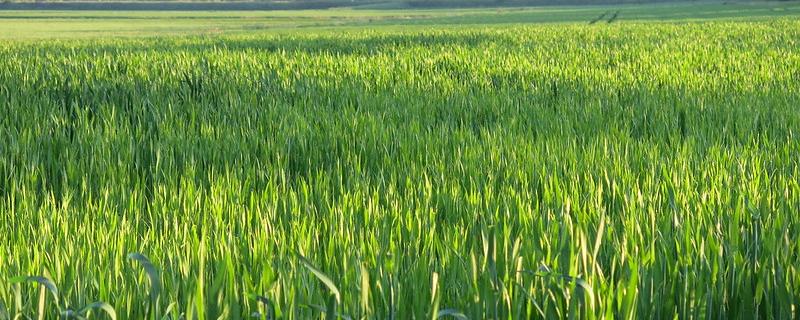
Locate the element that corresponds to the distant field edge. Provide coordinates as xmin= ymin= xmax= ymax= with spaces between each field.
xmin=0 ymin=0 xmax=783 ymax=11
xmin=0 ymin=0 xmax=368 ymax=11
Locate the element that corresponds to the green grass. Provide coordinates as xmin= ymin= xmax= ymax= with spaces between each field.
xmin=1 ymin=2 xmax=800 ymax=319
xmin=0 ymin=1 xmax=798 ymax=38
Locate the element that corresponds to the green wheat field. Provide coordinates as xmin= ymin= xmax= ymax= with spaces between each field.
xmin=1 ymin=1 xmax=799 ymax=319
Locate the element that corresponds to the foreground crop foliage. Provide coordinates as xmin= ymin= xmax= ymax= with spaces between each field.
xmin=1 ymin=20 xmax=799 ymax=319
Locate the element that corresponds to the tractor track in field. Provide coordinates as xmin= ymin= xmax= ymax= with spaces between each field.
xmin=589 ymin=10 xmax=620 ymax=24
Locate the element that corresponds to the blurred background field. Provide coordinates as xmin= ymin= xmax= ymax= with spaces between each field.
xmin=0 ymin=1 xmax=797 ymax=38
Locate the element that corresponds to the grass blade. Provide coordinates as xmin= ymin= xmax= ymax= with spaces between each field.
xmin=127 ymin=253 xmax=162 ymax=302
xmin=437 ymin=309 xmax=468 ymax=320
xmin=80 ymin=302 xmax=117 ymax=320
xmin=298 ymin=255 xmax=341 ymax=304
xmin=9 ymin=276 xmax=59 ymax=320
